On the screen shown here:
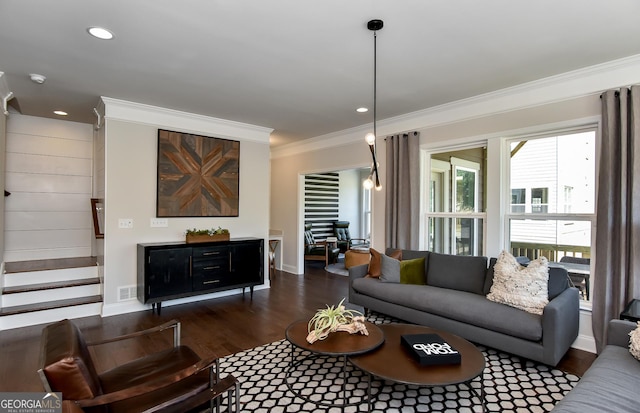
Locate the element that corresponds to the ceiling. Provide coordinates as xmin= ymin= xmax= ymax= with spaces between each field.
xmin=2 ymin=1 xmax=640 ymax=147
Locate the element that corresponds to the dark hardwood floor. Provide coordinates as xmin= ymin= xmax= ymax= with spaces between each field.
xmin=0 ymin=264 xmax=595 ymax=392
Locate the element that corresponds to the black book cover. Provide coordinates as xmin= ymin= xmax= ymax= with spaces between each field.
xmin=401 ymin=334 xmax=462 ymax=366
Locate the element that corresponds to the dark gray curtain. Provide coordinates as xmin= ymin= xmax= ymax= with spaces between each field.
xmin=593 ymin=86 xmax=640 ymax=352
xmin=385 ymin=131 xmax=420 ymax=249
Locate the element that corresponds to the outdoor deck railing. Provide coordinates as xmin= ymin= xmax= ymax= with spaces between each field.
xmin=510 ymin=242 xmax=590 ymax=261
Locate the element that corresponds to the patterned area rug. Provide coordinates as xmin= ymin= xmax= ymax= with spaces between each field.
xmin=219 ymin=313 xmax=579 ymax=412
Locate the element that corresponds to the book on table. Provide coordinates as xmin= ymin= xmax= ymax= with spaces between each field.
xmin=401 ymin=334 xmax=462 ymax=366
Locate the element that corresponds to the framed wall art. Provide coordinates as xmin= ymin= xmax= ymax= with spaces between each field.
xmin=156 ymin=129 xmax=240 ymax=217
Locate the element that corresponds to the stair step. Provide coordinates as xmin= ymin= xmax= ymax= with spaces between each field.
xmin=0 ymin=295 xmax=103 ymax=317
xmin=2 ymin=277 xmax=101 ymax=294
xmin=4 ymin=256 xmax=97 ymax=273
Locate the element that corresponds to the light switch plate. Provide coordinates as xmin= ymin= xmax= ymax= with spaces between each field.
xmin=150 ymin=218 xmax=168 ymax=227
xmin=118 ymin=218 xmax=133 ymax=229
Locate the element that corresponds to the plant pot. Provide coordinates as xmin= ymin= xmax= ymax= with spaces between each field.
xmin=185 ymin=233 xmax=230 ymax=244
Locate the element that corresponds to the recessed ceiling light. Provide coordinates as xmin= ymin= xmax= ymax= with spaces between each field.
xmin=87 ymin=27 xmax=114 ymax=40
xmin=54 ymin=110 xmax=68 ymax=116
xmin=356 ymin=107 xmax=369 ymax=113
xmin=29 ymin=73 xmax=46 ymax=84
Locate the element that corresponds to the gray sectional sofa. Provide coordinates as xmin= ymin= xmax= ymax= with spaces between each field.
xmin=348 ymin=249 xmax=580 ymax=366
xmin=551 ymin=319 xmax=639 ymax=413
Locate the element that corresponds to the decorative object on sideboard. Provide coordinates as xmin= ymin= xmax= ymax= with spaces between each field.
xmin=306 ymin=298 xmax=369 ymax=344
xmin=363 ymin=19 xmax=383 ymax=192
xmin=185 ymin=227 xmax=230 ymax=244
xmin=157 ymin=128 xmax=240 ymax=217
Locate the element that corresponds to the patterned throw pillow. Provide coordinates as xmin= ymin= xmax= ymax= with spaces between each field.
xmin=630 ymin=322 xmax=640 ymax=361
xmin=486 ymin=250 xmax=549 ymax=315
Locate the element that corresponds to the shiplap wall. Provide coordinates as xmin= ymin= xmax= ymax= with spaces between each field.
xmin=4 ymin=114 xmax=93 ymax=261
xmin=304 ymin=173 xmax=339 ymax=240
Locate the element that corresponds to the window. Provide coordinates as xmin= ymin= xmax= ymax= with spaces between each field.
xmin=507 ymin=130 xmax=595 ymax=301
xmin=531 ymin=187 xmax=548 ymax=213
xmin=511 ymin=189 xmax=525 ymax=213
xmin=426 ymin=150 xmax=486 ymax=256
xmin=362 ymin=183 xmax=372 ymax=240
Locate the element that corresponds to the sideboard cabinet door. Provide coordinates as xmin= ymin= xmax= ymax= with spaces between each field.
xmin=230 ymin=241 xmax=263 ymax=285
xmin=147 ymin=248 xmax=192 ymax=300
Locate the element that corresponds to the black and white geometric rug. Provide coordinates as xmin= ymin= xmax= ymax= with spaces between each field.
xmin=219 ymin=313 xmax=579 ymax=412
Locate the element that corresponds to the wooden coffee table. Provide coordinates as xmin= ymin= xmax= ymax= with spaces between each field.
xmin=285 ymin=319 xmax=384 ymax=409
xmin=349 ymin=323 xmax=486 ymax=412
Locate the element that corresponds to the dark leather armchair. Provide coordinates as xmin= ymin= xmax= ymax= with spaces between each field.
xmin=333 ymin=221 xmax=368 ymax=253
xmin=38 ymin=318 xmax=239 ymax=413
xmin=304 ymin=223 xmax=339 ymax=265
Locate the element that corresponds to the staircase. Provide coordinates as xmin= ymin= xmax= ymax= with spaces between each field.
xmin=1 ymin=257 xmax=103 ymax=330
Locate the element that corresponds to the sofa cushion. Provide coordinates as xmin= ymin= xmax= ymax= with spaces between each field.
xmin=547 ymin=265 xmax=571 ymax=299
xmin=550 ymin=345 xmax=640 ymax=413
xmin=380 ymin=253 xmax=401 ymax=283
xmin=487 ymin=251 xmax=549 ymax=315
xmin=380 ymin=255 xmax=427 ymax=285
xmin=352 ymin=278 xmax=542 ymax=341
xmin=486 ymin=259 xmax=569 ymax=300
xmin=368 ymin=248 xmax=402 ymax=278
xmin=401 ymin=257 xmax=426 ymax=285
xmin=426 ymin=252 xmax=488 ymax=295
xmin=483 ymin=257 xmax=497 ymax=295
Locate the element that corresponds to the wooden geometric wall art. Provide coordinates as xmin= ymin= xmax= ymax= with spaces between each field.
xmin=156 ymin=129 xmax=240 ymax=217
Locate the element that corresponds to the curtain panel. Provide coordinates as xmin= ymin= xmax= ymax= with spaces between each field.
xmin=593 ymin=86 xmax=640 ymax=352
xmin=385 ymin=131 xmax=420 ymax=250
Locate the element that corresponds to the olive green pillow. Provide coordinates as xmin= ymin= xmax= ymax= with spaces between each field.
xmin=400 ymin=257 xmax=426 ymax=285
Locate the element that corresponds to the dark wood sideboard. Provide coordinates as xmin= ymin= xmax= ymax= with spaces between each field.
xmin=137 ymin=238 xmax=264 ymax=314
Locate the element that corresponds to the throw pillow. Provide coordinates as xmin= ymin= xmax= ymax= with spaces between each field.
xmin=400 ymin=257 xmax=426 ymax=285
xmin=379 ymin=253 xmax=400 ymax=283
xmin=630 ymin=322 xmax=640 ymax=361
xmin=367 ymin=248 xmax=402 ymax=278
xmin=486 ymin=250 xmax=549 ymax=315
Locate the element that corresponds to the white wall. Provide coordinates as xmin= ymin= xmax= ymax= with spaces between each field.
xmin=4 ymin=114 xmax=94 ymax=261
xmin=100 ymin=98 xmax=272 ymax=316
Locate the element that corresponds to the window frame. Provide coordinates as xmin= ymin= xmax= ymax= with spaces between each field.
xmin=504 ymin=126 xmax=597 ymax=304
xmin=423 ymin=145 xmax=488 ymax=256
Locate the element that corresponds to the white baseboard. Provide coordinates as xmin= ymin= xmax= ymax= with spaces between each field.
xmin=102 ymin=284 xmax=271 ymax=317
xmin=572 ymin=333 xmax=597 ymax=354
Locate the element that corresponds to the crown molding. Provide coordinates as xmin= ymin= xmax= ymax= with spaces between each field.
xmin=271 ymin=53 xmax=640 ymax=159
xmin=101 ymin=96 xmax=273 ymax=143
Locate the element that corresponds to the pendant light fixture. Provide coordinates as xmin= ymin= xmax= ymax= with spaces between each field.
xmin=363 ymin=19 xmax=383 ymax=191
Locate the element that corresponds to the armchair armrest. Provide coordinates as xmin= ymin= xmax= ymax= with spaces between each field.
xmin=86 ymin=319 xmax=181 ymax=347
xmin=607 ymin=319 xmax=637 ymax=347
xmin=75 ymin=355 xmax=220 ymax=408
xmin=541 ymin=287 xmax=580 ymax=365
xmin=348 ymin=264 xmax=369 ymax=301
